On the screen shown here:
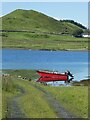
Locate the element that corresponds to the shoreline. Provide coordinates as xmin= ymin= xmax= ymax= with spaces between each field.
xmin=1 ymin=47 xmax=89 ymax=52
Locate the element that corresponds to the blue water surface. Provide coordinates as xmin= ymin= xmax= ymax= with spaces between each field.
xmin=1 ymin=49 xmax=89 ymax=81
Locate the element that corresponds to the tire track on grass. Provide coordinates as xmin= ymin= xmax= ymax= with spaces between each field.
xmin=6 ymin=86 xmax=26 ymax=118
xmin=31 ymin=83 xmax=77 ymax=118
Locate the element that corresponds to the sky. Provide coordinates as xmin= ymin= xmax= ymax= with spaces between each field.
xmin=1 ymin=2 xmax=88 ymax=27
xmin=1 ymin=0 xmax=89 ymax=2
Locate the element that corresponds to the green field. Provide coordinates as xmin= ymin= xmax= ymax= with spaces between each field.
xmin=2 ymin=70 xmax=88 ymax=118
xmin=1 ymin=32 xmax=88 ymax=50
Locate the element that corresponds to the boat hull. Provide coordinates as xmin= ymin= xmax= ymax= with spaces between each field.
xmin=36 ymin=70 xmax=68 ymax=82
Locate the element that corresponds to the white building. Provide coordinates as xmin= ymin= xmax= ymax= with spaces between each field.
xmin=82 ymin=33 xmax=90 ymax=38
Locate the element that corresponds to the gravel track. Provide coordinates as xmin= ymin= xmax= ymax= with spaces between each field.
xmin=6 ymin=87 xmax=26 ymax=118
xmin=6 ymin=83 xmax=77 ymax=118
xmin=32 ymin=84 xmax=77 ymax=118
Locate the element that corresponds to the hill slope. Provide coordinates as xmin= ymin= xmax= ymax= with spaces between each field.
xmin=1 ymin=9 xmax=86 ymax=35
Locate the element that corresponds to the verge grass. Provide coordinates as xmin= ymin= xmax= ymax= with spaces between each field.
xmin=38 ymin=85 xmax=88 ymax=118
xmin=2 ymin=75 xmax=20 ymax=118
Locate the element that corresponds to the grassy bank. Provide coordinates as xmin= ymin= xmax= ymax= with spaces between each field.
xmin=2 ymin=32 xmax=88 ymax=50
xmin=3 ymin=69 xmax=39 ymax=80
xmin=2 ymin=70 xmax=88 ymax=118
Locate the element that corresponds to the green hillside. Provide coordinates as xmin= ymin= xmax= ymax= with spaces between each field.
xmin=1 ymin=9 xmax=88 ymax=50
xmin=2 ymin=9 xmax=85 ymax=35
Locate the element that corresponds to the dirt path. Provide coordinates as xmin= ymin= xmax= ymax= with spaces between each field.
xmin=6 ymin=87 xmax=26 ymax=118
xmin=32 ymin=84 xmax=77 ymax=118
xmin=6 ymin=82 xmax=77 ymax=118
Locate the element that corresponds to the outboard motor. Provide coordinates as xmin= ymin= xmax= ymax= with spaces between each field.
xmin=68 ymin=77 xmax=74 ymax=83
xmin=67 ymin=70 xmax=74 ymax=78
xmin=65 ymin=70 xmax=74 ymax=83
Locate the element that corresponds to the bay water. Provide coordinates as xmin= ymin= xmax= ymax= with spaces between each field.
xmin=1 ymin=49 xmax=89 ymax=82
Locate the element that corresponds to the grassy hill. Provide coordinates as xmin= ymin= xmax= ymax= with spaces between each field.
xmin=2 ymin=9 xmax=86 ymax=35
xmin=1 ymin=9 xmax=88 ymax=50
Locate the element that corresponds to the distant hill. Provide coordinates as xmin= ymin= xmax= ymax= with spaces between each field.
xmin=72 ymin=79 xmax=90 ymax=86
xmin=1 ymin=9 xmax=86 ymax=36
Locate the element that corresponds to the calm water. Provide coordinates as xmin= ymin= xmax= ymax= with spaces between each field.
xmin=1 ymin=49 xmax=89 ymax=82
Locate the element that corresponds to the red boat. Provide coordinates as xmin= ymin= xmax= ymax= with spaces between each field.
xmin=36 ymin=70 xmax=74 ymax=83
